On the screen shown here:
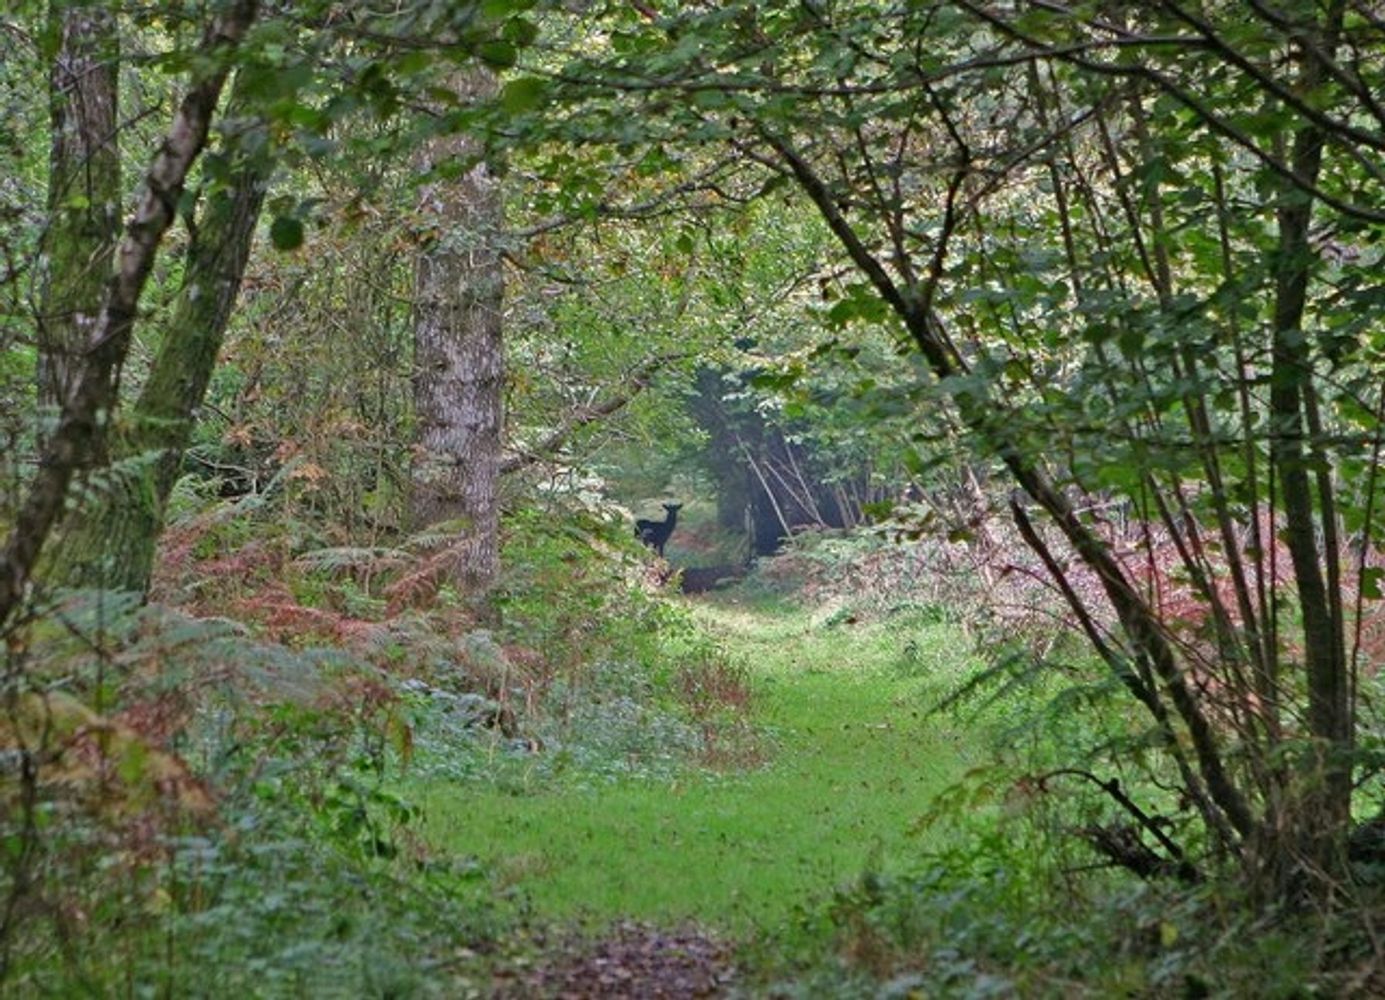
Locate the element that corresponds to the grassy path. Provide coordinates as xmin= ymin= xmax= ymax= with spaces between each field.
xmin=417 ymin=597 xmax=978 ymax=933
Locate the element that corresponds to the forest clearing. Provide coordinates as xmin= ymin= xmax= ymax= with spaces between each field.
xmin=4 ymin=1 xmax=1385 ymax=996
xmin=417 ymin=599 xmax=973 ymax=933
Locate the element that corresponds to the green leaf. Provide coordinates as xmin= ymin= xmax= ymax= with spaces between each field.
xmin=501 ymin=76 xmax=547 ymax=113
xmin=692 ymin=90 xmax=729 ymax=110
xmin=117 ymin=741 xmax=149 ymax=786
xmin=481 ymin=0 xmax=536 ymax=15
xmin=503 ymin=16 xmax=540 ymax=46
xmin=1362 ymin=566 xmax=1384 ymax=600
xmin=477 ymin=39 xmax=518 ymax=70
xmin=395 ymin=50 xmax=433 ymax=76
xmin=270 ymin=216 xmax=304 ymax=251
xmin=861 ymin=500 xmax=894 ymax=520
xmin=825 ymin=284 xmax=888 ymax=328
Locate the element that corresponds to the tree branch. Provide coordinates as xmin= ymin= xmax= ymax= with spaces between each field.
xmin=500 ymin=353 xmax=685 ymax=474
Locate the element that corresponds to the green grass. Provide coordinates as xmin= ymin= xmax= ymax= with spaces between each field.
xmin=413 ymin=595 xmax=980 ymax=932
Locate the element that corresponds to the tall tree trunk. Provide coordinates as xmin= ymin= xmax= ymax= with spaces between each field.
xmin=45 ymin=80 xmax=272 ymax=593
xmin=1264 ymin=1 xmax=1353 ymax=875
xmin=0 ymin=1 xmax=259 ymax=626
xmin=38 ymin=0 xmax=120 ymax=419
xmin=411 ymin=68 xmax=504 ymax=591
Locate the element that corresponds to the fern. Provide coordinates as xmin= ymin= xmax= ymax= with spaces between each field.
xmin=293 ymin=546 xmax=409 ymax=575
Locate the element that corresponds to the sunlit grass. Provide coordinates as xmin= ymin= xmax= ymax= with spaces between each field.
xmin=413 ymin=596 xmax=980 ymax=932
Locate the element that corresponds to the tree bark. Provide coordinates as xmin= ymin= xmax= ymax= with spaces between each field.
xmin=45 ymin=79 xmax=272 ymax=593
xmin=1264 ymin=0 xmax=1353 ymax=872
xmin=0 ymin=1 xmax=258 ymax=626
xmin=411 ymin=67 xmax=504 ymax=591
xmin=38 ymin=0 xmax=121 ymax=419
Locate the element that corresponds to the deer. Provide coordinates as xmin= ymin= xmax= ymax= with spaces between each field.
xmin=635 ymin=502 xmax=682 ymax=556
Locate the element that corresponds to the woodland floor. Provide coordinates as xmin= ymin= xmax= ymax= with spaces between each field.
xmin=414 ymin=593 xmax=980 ymax=995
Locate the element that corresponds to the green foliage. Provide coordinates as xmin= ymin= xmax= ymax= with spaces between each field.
xmin=0 ymin=804 xmax=501 ymax=997
xmin=0 ymin=594 xmax=504 ymax=994
xmin=268 ymin=215 xmax=304 ymax=251
xmin=771 ymin=860 xmax=1352 ymax=998
xmin=500 ymin=0 xmax=1385 ymax=891
xmin=399 ymin=499 xmax=760 ymax=788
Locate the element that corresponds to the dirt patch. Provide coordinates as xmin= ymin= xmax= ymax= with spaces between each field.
xmin=493 ymin=921 xmax=736 ymax=998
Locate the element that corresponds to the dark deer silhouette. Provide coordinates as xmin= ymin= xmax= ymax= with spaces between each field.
xmin=635 ymin=503 xmax=682 ymax=556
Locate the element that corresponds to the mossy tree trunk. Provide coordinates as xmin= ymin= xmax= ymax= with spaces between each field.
xmin=45 ymin=80 xmax=271 ymax=593
xmin=38 ymin=0 xmax=120 ymax=420
xmin=411 ymin=67 xmax=504 ymax=591
xmin=0 ymin=1 xmax=258 ymax=625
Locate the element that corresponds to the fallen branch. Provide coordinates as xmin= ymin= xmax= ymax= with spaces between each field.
xmin=1038 ymin=767 xmax=1201 ymax=884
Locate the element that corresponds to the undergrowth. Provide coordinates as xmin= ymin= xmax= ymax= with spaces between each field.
xmin=0 ymin=494 xmax=755 ymax=993
xmin=5 ymin=494 xmax=1382 ymax=995
xmin=733 ymin=529 xmax=1385 ymax=998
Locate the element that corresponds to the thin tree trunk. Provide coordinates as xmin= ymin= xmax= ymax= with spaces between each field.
xmin=765 ymin=127 xmax=1256 ymax=844
xmin=411 ymin=67 xmax=504 ymax=591
xmin=46 ymin=80 xmax=272 ymax=593
xmin=38 ymin=0 xmax=120 ymax=419
xmin=1266 ymin=1 xmax=1353 ymax=871
xmin=738 ymin=437 xmax=792 ymax=541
